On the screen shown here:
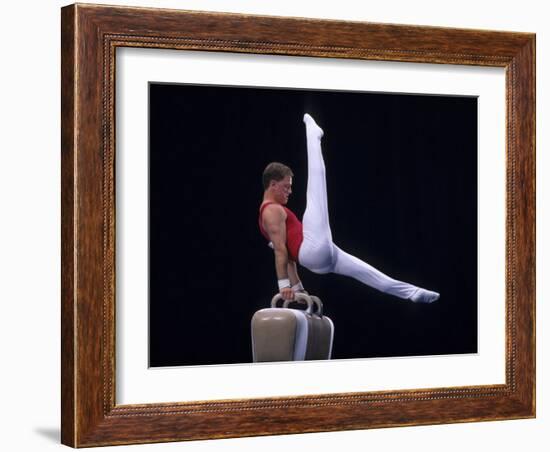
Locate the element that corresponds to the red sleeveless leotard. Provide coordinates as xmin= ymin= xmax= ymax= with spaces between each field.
xmin=258 ymin=201 xmax=303 ymax=262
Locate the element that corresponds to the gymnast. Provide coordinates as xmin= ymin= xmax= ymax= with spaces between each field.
xmin=258 ymin=113 xmax=440 ymax=304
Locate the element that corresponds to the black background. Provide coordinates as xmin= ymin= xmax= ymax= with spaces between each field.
xmin=148 ymin=83 xmax=478 ymax=367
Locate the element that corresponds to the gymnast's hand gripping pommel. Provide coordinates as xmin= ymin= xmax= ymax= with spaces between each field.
xmin=258 ymin=113 xmax=440 ymax=304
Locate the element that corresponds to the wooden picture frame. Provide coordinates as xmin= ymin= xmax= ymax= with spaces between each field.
xmin=61 ymin=3 xmax=535 ymax=447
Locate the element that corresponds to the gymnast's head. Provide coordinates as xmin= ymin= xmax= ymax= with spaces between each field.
xmin=262 ymin=162 xmax=294 ymax=205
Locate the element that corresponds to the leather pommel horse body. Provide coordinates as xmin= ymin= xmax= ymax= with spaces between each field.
xmin=251 ymin=293 xmax=334 ymax=362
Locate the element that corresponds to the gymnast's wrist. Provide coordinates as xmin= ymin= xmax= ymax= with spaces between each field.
xmin=291 ymin=281 xmax=305 ymax=292
xmin=278 ymin=278 xmax=291 ymax=290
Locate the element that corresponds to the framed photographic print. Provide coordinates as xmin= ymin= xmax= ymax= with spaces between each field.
xmin=61 ymin=3 xmax=535 ymax=447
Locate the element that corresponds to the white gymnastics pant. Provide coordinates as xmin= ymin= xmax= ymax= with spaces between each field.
xmin=298 ymin=114 xmax=425 ymax=301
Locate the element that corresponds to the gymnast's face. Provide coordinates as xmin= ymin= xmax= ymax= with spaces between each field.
xmin=271 ymin=176 xmax=293 ymax=205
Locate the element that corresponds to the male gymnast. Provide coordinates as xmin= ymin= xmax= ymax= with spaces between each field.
xmin=258 ymin=113 xmax=440 ymax=304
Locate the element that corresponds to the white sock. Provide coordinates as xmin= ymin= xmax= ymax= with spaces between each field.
xmin=409 ymin=288 xmax=440 ymax=303
xmin=303 ymin=113 xmax=324 ymax=139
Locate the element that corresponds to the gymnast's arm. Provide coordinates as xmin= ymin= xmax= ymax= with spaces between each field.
xmin=287 ymin=261 xmax=300 ymax=287
xmin=262 ymin=204 xmax=294 ymax=300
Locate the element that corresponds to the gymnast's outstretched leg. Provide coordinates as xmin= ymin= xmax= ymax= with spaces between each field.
xmin=298 ymin=114 xmax=335 ymax=274
xmin=299 ymin=113 xmax=440 ymax=303
xmin=331 ymin=245 xmax=439 ymax=302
